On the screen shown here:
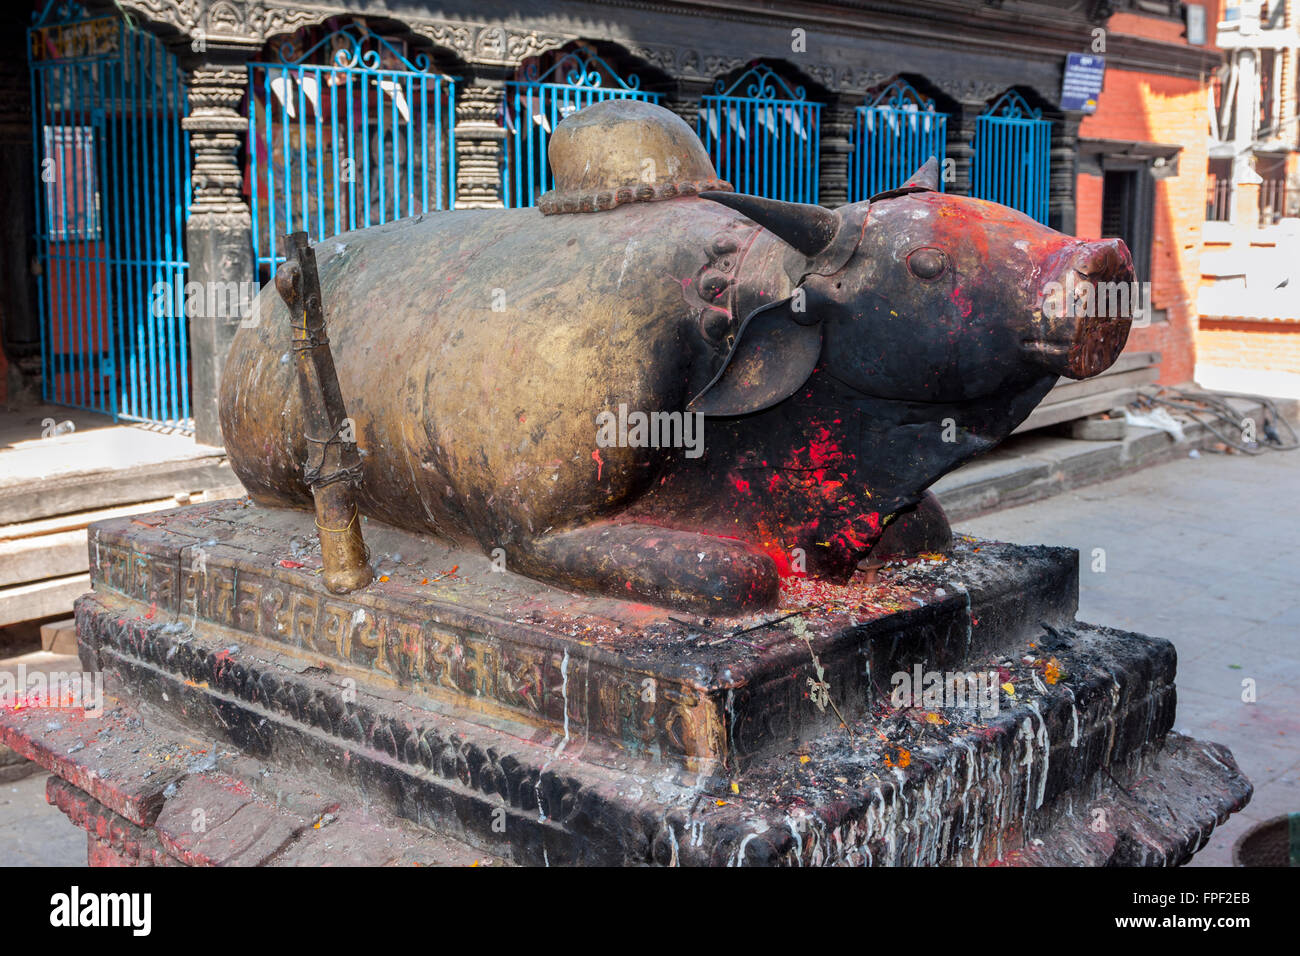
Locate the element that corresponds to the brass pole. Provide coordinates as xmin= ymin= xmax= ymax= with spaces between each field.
xmin=275 ymin=232 xmax=373 ymax=593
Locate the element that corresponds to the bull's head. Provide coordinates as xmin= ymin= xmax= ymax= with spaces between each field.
xmin=691 ymin=158 xmax=1135 ymax=415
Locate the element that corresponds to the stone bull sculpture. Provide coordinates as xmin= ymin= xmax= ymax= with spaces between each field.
xmin=221 ymin=100 xmax=1134 ymax=613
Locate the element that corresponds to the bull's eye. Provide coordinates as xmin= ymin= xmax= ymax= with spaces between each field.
xmin=907 ymin=247 xmax=947 ymax=280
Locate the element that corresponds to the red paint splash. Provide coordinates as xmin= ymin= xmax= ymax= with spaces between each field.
xmin=591 ymin=449 xmax=604 ymax=480
xmin=949 ymin=286 xmax=974 ymax=319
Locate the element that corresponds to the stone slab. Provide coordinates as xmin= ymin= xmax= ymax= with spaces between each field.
xmin=0 ymin=573 xmax=90 ymax=628
xmin=40 ymin=618 xmax=77 ymax=655
xmin=0 ymin=458 xmax=236 ymax=525
xmin=0 ymin=529 xmax=86 ymax=587
xmin=1057 ymin=415 xmax=1127 ymax=441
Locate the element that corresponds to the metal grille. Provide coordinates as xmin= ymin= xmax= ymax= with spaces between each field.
xmin=502 ymin=49 xmax=660 ymax=208
xmin=698 ymin=64 xmax=822 ymax=204
xmin=849 ymin=79 xmax=947 ymax=202
xmin=971 ymin=90 xmax=1050 ymax=224
xmin=1260 ymin=179 xmax=1288 ymax=225
xmin=248 ymin=27 xmax=456 ymax=277
xmin=29 ymin=6 xmax=192 ymax=429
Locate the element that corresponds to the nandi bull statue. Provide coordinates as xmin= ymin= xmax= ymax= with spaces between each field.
xmin=221 ymin=99 xmax=1134 ymax=614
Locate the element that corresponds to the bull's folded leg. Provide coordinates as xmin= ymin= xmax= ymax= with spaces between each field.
xmin=860 ymin=490 xmax=953 ymax=569
xmin=521 ymin=522 xmax=779 ymax=614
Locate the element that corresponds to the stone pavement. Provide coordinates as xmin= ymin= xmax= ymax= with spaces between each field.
xmin=959 ymin=448 xmax=1300 ymax=866
xmin=0 ymin=773 xmax=85 ymax=866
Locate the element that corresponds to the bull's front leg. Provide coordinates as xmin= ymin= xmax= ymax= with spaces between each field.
xmin=518 ymin=522 xmax=779 ymax=614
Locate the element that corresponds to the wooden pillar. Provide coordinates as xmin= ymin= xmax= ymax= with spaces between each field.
xmin=182 ymin=51 xmax=256 ymax=446
xmin=1050 ymin=113 xmax=1080 ymax=235
xmin=949 ymin=99 xmax=983 ymax=197
xmin=0 ymin=0 xmax=37 ymax=400
xmin=665 ymin=77 xmax=711 ymax=132
xmin=819 ymin=94 xmax=862 ymax=208
xmin=454 ymin=71 xmax=509 ymax=209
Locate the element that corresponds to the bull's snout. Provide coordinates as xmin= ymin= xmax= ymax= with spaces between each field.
xmin=1027 ymin=238 xmax=1136 ymax=380
xmin=1074 ymin=238 xmax=1133 ymax=283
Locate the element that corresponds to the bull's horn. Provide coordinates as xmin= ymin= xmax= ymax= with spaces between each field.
xmin=868 ymin=157 xmax=941 ymax=202
xmin=699 ymin=192 xmax=838 ymax=258
xmin=903 ymin=157 xmax=940 ymax=191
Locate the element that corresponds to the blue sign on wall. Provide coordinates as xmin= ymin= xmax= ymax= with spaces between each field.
xmin=1061 ymin=53 xmax=1106 ymax=113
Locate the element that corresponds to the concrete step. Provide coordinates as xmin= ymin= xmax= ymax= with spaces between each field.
xmin=936 ymin=392 xmax=1300 ymax=522
xmin=1016 ymin=351 xmax=1160 ymax=433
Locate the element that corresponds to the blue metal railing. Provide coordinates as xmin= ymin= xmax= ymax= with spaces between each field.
xmin=698 ymin=64 xmax=822 ymax=204
xmin=248 ymin=27 xmax=456 ymax=276
xmin=502 ymin=49 xmax=660 ymax=208
xmin=849 ymin=79 xmax=947 ymax=202
xmin=972 ymin=89 xmax=1051 ymax=224
xmin=29 ymin=4 xmax=192 ymax=430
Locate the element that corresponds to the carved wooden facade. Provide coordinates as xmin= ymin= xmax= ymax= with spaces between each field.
xmin=45 ymin=0 xmax=1216 ymax=442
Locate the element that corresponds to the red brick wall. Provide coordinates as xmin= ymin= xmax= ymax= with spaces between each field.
xmin=1198 ymin=320 xmax=1300 ymax=373
xmin=1076 ymin=172 xmax=1103 ymax=239
xmin=1076 ymin=62 xmax=1210 ymax=385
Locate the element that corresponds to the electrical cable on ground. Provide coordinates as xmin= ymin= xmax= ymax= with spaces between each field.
xmin=1132 ymin=386 xmax=1299 ymax=455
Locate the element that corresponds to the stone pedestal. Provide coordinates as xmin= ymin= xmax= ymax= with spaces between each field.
xmin=0 ymin=501 xmax=1251 ymax=866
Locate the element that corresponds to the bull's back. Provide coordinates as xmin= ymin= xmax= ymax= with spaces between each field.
xmin=220 ymin=199 xmax=730 ymax=545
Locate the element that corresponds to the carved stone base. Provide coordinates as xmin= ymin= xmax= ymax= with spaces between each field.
xmin=79 ymin=501 xmax=1080 ymax=769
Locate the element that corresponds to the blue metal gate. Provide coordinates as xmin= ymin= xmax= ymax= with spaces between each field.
xmin=848 ymin=79 xmax=947 ymax=202
xmin=698 ymin=64 xmax=822 ymax=203
xmin=503 ymin=49 xmax=660 ymax=208
xmin=971 ymin=89 xmax=1051 ymax=224
xmin=248 ymin=27 xmax=456 ymax=275
xmin=29 ymin=4 xmax=191 ymax=429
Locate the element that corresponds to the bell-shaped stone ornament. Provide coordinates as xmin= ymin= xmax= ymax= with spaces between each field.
xmin=538 ymin=99 xmax=732 ymax=214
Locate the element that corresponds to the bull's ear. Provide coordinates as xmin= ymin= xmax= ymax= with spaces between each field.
xmin=688 ymin=299 xmax=821 ymax=416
